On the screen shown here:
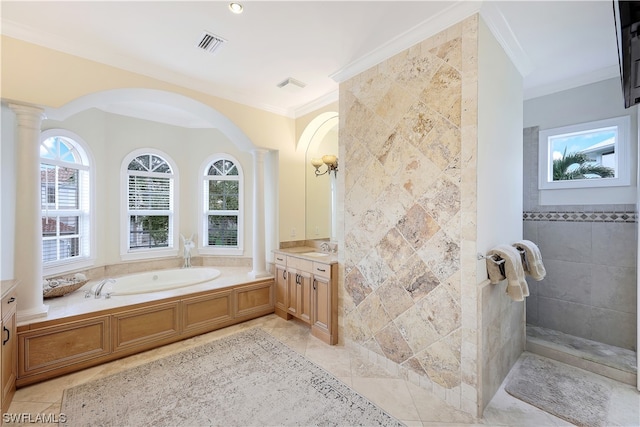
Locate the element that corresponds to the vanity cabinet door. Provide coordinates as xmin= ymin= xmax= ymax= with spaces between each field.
xmin=274 ymin=263 xmax=288 ymax=314
xmin=296 ymin=270 xmax=312 ymax=324
xmin=1 ymin=293 xmax=17 ymax=414
xmin=286 ymin=269 xmax=312 ymax=324
xmin=311 ymin=262 xmax=338 ymax=345
xmin=312 ymin=275 xmax=330 ymax=333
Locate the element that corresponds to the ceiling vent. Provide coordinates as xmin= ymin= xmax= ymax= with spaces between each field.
xmin=276 ymin=77 xmax=307 ymax=91
xmin=196 ymin=31 xmax=227 ymax=55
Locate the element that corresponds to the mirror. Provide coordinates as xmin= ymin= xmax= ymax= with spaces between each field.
xmin=305 ymin=115 xmax=338 ymax=241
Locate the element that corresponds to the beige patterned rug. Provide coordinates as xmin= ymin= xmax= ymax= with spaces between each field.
xmin=61 ymin=328 xmax=403 ymax=426
xmin=505 ymin=353 xmax=611 ymax=427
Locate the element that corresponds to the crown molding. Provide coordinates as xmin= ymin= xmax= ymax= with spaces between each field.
xmin=292 ymin=90 xmax=339 ymax=119
xmin=329 ymin=1 xmax=482 ymax=83
xmin=479 ymin=1 xmax=532 ymax=77
xmin=524 ymin=65 xmax=620 ymax=100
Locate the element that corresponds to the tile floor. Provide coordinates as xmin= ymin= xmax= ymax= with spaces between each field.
xmin=4 ymin=314 xmax=640 ymax=426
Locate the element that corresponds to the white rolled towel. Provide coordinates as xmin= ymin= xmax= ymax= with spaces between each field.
xmin=513 ymin=240 xmax=546 ymax=281
xmin=486 ymin=245 xmax=528 ymax=302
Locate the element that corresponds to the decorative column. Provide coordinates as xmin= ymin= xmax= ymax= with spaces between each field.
xmin=9 ymin=104 xmax=49 ymax=321
xmin=249 ymin=149 xmax=270 ymax=278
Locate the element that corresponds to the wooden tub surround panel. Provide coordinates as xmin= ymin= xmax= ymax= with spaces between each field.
xmin=17 ymin=279 xmax=274 ymax=387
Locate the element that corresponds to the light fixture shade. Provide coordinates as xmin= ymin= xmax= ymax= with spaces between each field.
xmin=322 ymin=154 xmax=337 ymax=166
xmin=310 ymin=158 xmax=324 ymax=168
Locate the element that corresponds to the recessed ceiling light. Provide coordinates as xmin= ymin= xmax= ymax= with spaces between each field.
xmin=228 ymin=2 xmax=243 ymax=14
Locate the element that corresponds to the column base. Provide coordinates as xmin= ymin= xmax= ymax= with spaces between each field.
xmin=248 ymin=270 xmax=271 ymax=279
xmin=17 ymin=304 xmax=49 ymax=323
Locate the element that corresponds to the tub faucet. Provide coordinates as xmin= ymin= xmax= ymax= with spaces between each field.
xmin=94 ymin=278 xmax=115 ymax=298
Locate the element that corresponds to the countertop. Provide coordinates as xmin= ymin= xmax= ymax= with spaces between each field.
xmin=0 ymin=279 xmax=18 ymax=300
xmin=273 ymin=247 xmax=338 ymax=264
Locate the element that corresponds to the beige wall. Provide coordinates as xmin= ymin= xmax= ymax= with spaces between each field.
xmin=1 ymin=35 xmax=312 ymax=243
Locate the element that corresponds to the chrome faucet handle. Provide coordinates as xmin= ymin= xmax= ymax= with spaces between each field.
xmin=104 ymin=293 xmax=112 ymax=299
xmin=84 ymin=290 xmax=92 ymax=298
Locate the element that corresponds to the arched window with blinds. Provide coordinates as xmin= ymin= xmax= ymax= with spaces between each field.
xmin=200 ymin=155 xmax=243 ymax=255
xmin=121 ymin=150 xmax=178 ymax=258
xmin=40 ymin=129 xmax=93 ymax=274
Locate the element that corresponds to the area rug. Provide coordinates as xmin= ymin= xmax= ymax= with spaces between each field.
xmin=505 ymin=353 xmax=611 ymax=427
xmin=61 ymin=328 xmax=403 ymax=426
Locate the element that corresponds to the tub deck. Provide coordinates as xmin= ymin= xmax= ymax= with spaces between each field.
xmin=24 ymin=267 xmax=265 ymax=327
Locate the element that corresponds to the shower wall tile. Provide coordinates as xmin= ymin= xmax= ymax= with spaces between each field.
xmin=522 ymin=126 xmax=637 ymax=352
xmin=537 ymin=297 xmax=592 ymax=338
xmin=590 ymin=264 xmax=637 ymax=314
xmin=592 ymin=222 xmax=637 ymax=268
xmin=589 ymin=307 xmax=636 ymax=350
xmin=537 ymin=259 xmax=592 ymax=306
xmin=525 ymin=294 xmax=538 ymax=325
xmin=522 ymin=220 xmax=538 ymax=243
xmin=536 ymin=221 xmax=592 ymax=263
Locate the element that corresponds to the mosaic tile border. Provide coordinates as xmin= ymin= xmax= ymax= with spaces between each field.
xmin=523 ymin=211 xmax=637 ymax=223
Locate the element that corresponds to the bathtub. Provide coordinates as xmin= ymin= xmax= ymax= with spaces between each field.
xmin=91 ymin=267 xmax=221 ymax=296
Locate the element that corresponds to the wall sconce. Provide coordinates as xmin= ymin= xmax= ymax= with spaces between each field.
xmin=311 ymin=155 xmax=338 ymax=177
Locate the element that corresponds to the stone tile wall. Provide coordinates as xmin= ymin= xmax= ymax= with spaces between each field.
xmin=339 ymin=16 xmax=479 ymax=415
xmin=523 ymin=126 xmax=637 ymax=350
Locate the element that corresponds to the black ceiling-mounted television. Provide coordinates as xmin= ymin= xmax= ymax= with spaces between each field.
xmin=614 ymin=0 xmax=640 ymax=108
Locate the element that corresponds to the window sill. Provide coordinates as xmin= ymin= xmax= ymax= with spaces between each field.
xmin=198 ymin=247 xmax=244 ymax=256
xmin=120 ymin=248 xmax=179 ymax=262
xmin=43 ymin=258 xmax=95 ymax=278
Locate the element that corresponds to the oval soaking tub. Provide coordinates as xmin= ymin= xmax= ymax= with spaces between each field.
xmin=92 ymin=267 xmax=221 ymax=296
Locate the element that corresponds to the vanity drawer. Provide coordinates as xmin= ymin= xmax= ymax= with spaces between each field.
xmin=1 ymin=289 xmax=17 ymax=313
xmin=274 ymin=254 xmax=287 ymax=265
xmin=312 ymin=262 xmax=331 ymax=279
xmin=287 ymin=256 xmax=313 ymax=272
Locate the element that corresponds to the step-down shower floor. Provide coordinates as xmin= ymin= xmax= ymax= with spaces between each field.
xmin=526 ymin=325 xmax=637 ymax=385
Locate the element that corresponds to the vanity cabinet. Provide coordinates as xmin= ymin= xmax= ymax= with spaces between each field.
xmin=1 ymin=287 xmax=17 ymax=414
xmin=273 ymin=252 xmax=337 ymax=344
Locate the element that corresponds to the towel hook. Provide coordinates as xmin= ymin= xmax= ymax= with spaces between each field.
xmin=477 ymin=252 xmax=506 ymax=265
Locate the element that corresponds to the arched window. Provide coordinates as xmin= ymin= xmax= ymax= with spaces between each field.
xmin=40 ymin=130 xmax=93 ymax=273
xmin=121 ymin=149 xmax=178 ymax=259
xmin=200 ymin=155 xmax=243 ymax=255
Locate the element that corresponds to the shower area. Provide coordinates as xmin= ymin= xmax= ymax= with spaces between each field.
xmin=522 ymin=123 xmax=638 ymax=387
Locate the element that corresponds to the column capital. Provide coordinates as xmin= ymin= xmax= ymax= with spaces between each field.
xmin=251 ymin=148 xmax=270 ymax=158
xmin=8 ymin=103 xmax=45 ymax=130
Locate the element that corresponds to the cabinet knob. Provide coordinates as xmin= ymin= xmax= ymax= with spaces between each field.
xmin=313 ymin=280 xmax=317 ymax=290
xmin=7 ymin=297 xmax=15 ymax=304
xmin=2 ymin=326 xmax=9 ymax=346
xmin=316 ymin=268 xmax=326 ymax=273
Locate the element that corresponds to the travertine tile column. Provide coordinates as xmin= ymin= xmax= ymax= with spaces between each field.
xmin=9 ymin=103 xmax=49 ymax=321
xmin=249 ymin=148 xmax=270 ymax=278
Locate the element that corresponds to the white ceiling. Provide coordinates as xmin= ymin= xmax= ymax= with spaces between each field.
xmin=1 ymin=1 xmax=621 ymax=118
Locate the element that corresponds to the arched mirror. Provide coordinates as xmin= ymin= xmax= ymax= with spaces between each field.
xmin=304 ymin=114 xmax=338 ymax=241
